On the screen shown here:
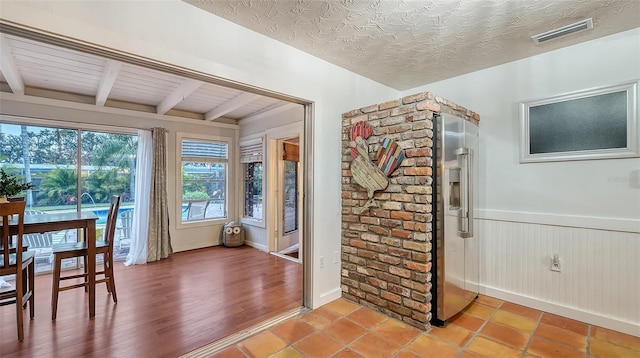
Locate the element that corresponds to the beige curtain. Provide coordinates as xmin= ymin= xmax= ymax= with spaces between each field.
xmin=147 ymin=127 xmax=172 ymax=262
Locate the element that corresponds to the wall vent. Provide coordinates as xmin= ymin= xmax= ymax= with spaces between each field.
xmin=532 ymin=18 xmax=593 ymax=44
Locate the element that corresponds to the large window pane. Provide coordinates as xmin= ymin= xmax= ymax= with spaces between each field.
xmin=82 ymin=131 xmax=137 ymax=262
xmin=0 ymin=123 xmax=78 ymax=272
xmin=0 ymin=122 xmax=138 ymax=274
xmin=180 ymin=137 xmax=228 ymax=223
xmin=182 ymin=162 xmax=226 ymax=221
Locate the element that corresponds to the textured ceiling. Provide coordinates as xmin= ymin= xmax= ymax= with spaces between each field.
xmin=185 ymin=0 xmax=640 ymax=90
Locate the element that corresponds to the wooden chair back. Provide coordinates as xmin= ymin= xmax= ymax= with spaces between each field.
xmin=0 ymin=201 xmax=26 ymax=274
xmin=103 ymin=196 xmax=121 ymax=251
xmin=0 ymin=200 xmax=34 ymax=341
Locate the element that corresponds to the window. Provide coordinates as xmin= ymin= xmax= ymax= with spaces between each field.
xmin=519 ymin=80 xmax=639 ymax=163
xmin=240 ymin=137 xmax=264 ymax=221
xmin=244 ymin=163 xmax=263 ymax=220
xmin=0 ymin=119 xmax=138 ymax=273
xmin=179 ymin=136 xmax=228 ymax=223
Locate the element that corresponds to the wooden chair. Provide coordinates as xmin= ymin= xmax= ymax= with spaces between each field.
xmin=51 ymin=195 xmax=121 ymax=320
xmin=0 ymin=201 xmax=35 ymax=341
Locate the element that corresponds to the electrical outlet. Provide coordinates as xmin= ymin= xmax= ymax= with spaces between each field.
xmin=319 ymin=256 xmax=325 ymax=268
xmin=550 ymin=254 xmax=561 ymax=272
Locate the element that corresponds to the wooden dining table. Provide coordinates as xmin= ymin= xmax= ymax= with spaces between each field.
xmin=5 ymin=211 xmax=99 ymax=318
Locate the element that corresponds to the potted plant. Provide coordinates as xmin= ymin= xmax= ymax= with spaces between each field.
xmin=0 ymin=168 xmax=34 ymax=203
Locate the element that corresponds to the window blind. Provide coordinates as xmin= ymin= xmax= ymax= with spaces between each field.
xmin=240 ymin=137 xmax=263 ymax=163
xmin=182 ymin=139 xmax=227 ymax=162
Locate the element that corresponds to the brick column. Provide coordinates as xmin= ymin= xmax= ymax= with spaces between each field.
xmin=341 ymin=92 xmax=479 ymax=330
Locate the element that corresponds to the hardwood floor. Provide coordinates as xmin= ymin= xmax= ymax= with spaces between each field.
xmin=0 ymin=245 xmax=303 ymax=357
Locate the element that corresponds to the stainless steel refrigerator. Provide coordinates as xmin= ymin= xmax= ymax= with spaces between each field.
xmin=431 ymin=113 xmax=479 ymax=326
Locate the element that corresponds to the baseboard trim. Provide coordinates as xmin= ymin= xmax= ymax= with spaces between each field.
xmin=480 ymin=285 xmax=640 ymax=337
xmin=243 ymin=241 xmax=268 ymax=252
xmin=270 ymin=251 xmax=300 ymax=263
xmin=180 ymin=306 xmax=308 ymax=358
xmin=315 ymin=287 xmax=343 ymax=309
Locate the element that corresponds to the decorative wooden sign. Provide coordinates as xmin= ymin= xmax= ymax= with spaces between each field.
xmin=349 ymin=122 xmax=404 ymax=209
xmin=376 ymin=137 xmax=405 ymax=176
xmin=352 ymin=136 xmax=389 ymax=203
xmin=350 ymin=121 xmax=373 ymax=141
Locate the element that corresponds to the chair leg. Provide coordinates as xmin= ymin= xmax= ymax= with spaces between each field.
xmin=107 ymin=253 xmax=117 ymax=303
xmin=21 ymin=266 xmax=28 ymax=309
xmin=28 ymin=262 xmax=35 ymax=319
xmin=103 ymin=254 xmax=111 ymax=294
xmin=84 ymin=255 xmax=89 ymax=293
xmin=51 ymin=255 xmax=61 ymax=321
xmin=16 ymin=266 xmax=24 ymax=341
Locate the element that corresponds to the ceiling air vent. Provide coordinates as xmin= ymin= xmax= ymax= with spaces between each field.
xmin=532 ymin=18 xmax=593 ymax=44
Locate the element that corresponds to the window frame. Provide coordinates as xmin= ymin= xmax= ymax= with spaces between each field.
xmin=176 ymin=132 xmax=231 ymax=229
xmin=519 ymin=80 xmax=639 ymax=163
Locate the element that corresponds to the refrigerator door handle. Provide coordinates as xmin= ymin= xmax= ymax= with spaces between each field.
xmin=455 ymin=148 xmax=473 ymax=238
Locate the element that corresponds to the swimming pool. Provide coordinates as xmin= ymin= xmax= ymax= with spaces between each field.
xmin=92 ymin=208 xmax=133 ymax=224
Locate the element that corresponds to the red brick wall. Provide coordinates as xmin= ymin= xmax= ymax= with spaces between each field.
xmin=341 ymin=91 xmax=479 ymax=330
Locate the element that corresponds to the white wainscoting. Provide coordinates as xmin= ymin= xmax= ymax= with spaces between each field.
xmin=477 ymin=218 xmax=640 ymax=337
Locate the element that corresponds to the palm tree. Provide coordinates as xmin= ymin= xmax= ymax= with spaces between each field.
xmin=39 ymin=168 xmax=78 ymax=206
xmin=84 ymin=168 xmax=128 ymax=203
xmin=91 ymin=134 xmax=137 ymax=201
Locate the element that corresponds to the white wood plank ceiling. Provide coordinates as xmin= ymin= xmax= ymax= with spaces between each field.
xmin=0 ymin=33 xmax=295 ymax=123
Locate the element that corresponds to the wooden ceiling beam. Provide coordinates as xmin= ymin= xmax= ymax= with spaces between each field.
xmin=205 ymin=92 xmax=260 ymax=121
xmin=156 ymin=79 xmax=203 ymax=115
xmin=0 ymin=36 xmax=25 ymax=95
xmin=96 ymin=59 xmax=122 ymax=106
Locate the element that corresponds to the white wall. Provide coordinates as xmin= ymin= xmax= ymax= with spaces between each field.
xmin=405 ymin=28 xmax=640 ymax=223
xmin=0 ymin=1 xmax=400 ymax=308
xmin=404 ymin=28 xmax=640 ymax=335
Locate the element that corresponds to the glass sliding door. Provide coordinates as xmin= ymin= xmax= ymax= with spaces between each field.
xmin=0 ymin=121 xmax=137 ymax=273
xmin=81 ymin=130 xmax=137 ymax=262
xmin=0 ymin=123 xmax=79 ymax=272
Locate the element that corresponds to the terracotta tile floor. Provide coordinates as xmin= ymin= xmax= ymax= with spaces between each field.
xmin=211 ymin=295 xmax=640 ymax=358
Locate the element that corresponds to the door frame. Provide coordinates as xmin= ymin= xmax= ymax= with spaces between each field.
xmin=0 ymin=23 xmax=316 ymax=310
xmin=266 ymin=122 xmax=303 ymax=262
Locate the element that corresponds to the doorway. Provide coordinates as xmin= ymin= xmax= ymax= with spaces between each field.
xmin=277 ymin=139 xmax=300 ymax=259
xmin=269 ymin=135 xmax=303 ymax=263
xmin=0 ymin=23 xmax=315 ymax=348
